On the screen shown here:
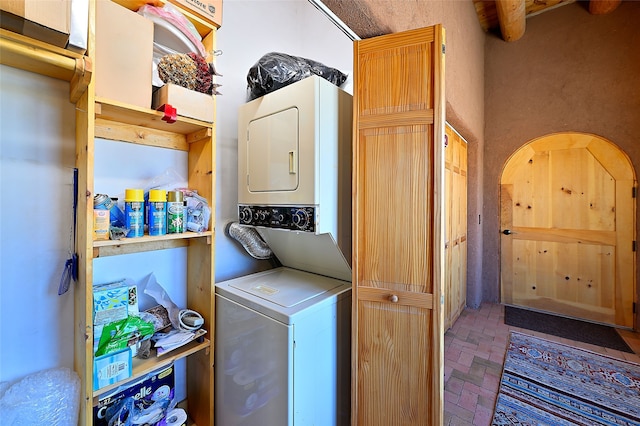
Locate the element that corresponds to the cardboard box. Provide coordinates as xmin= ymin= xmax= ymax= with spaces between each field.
xmin=166 ymin=0 xmax=222 ymax=28
xmin=93 ymin=349 xmax=132 ymax=391
xmin=0 ymin=0 xmax=70 ymax=47
xmin=93 ymin=209 xmax=110 ymax=241
xmin=93 ymin=279 xmax=139 ymax=354
xmin=153 ymin=84 xmax=214 ymax=123
xmin=94 ymin=363 xmax=175 ymax=425
xmin=95 ymin=0 xmax=153 ymax=108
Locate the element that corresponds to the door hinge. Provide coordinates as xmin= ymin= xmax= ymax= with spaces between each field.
xmin=442 ymin=44 xmax=446 ymax=54
xmin=632 ymin=240 xmax=637 ymax=251
xmin=633 ymin=302 xmax=637 ymax=314
xmin=633 ymin=187 xmax=637 ymax=198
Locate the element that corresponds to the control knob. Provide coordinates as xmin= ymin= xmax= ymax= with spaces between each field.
xmin=292 ymin=209 xmax=310 ymax=229
xmin=239 ymin=207 xmax=253 ymax=224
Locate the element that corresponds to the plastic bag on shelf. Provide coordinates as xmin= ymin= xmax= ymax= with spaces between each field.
xmin=0 ymin=367 xmax=80 ymax=426
xmin=179 ymin=189 xmax=211 ymax=232
xmin=142 ymin=272 xmax=182 ymax=330
xmin=139 ymin=2 xmax=209 ymax=89
xmin=246 ymin=52 xmax=348 ymax=100
xmin=157 ymin=52 xmax=214 ymax=94
xmin=95 ymin=315 xmax=155 ymax=357
xmin=112 ymin=168 xmax=212 ymax=233
xmin=138 ymin=3 xmax=206 ymax=57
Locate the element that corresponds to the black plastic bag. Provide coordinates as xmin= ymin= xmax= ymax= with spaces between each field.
xmin=247 ymin=52 xmax=348 ymax=100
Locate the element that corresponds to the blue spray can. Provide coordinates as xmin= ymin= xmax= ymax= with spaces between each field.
xmin=148 ymin=189 xmax=167 ymax=236
xmin=124 ymin=189 xmax=144 ymax=238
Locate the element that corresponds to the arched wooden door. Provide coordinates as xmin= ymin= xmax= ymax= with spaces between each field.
xmin=500 ymin=132 xmax=637 ymax=328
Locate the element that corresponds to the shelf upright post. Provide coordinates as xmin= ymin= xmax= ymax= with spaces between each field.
xmin=73 ymin=0 xmax=96 ymax=424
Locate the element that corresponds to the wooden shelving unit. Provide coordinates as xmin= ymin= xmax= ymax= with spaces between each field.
xmin=1 ymin=2 xmax=217 ymax=424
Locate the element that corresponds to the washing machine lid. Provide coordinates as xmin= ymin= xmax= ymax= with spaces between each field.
xmin=228 ymin=267 xmax=344 ymax=308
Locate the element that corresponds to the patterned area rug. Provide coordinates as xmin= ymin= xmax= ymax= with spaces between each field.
xmin=492 ymin=332 xmax=640 ymax=425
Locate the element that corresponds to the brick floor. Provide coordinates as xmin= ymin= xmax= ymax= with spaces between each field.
xmin=443 ymin=303 xmax=640 ymax=426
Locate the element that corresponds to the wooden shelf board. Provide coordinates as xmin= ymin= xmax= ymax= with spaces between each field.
xmin=96 ymin=97 xmax=214 ymax=135
xmin=93 ymin=337 xmax=210 ymax=400
xmin=93 ymin=231 xmax=212 ymax=257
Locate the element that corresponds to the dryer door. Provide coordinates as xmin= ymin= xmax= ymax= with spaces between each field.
xmin=247 ymin=107 xmax=299 ymax=193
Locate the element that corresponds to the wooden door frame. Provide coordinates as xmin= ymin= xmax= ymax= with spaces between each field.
xmin=499 ymin=132 xmax=638 ymax=330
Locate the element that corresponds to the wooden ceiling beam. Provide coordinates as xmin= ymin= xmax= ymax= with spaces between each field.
xmin=588 ymin=0 xmax=621 ymax=15
xmin=495 ymin=0 xmax=526 ymax=42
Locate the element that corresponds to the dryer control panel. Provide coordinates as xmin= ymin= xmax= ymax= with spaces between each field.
xmin=238 ymin=205 xmax=316 ymax=233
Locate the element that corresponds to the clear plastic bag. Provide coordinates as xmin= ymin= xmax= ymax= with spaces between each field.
xmin=138 ymin=3 xmax=205 ymax=57
xmin=246 ymin=52 xmax=348 ymax=100
xmin=181 ymin=189 xmax=211 ymax=232
xmin=113 ymin=167 xmax=187 ymax=216
xmin=142 ymin=273 xmax=181 ymax=330
xmin=138 ymin=3 xmax=208 ymax=87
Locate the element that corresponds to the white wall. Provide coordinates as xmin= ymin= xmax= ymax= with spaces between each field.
xmin=0 ymin=0 xmax=352 ymax=395
xmin=0 ymin=67 xmax=77 ymax=384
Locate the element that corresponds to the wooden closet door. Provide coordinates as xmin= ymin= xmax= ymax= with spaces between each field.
xmin=352 ymin=25 xmax=446 ymax=425
xmin=444 ymin=124 xmax=468 ymax=331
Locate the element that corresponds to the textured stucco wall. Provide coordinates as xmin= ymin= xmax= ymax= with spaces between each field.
xmin=323 ymin=0 xmax=487 ymax=308
xmin=483 ymin=1 xmax=640 ymax=316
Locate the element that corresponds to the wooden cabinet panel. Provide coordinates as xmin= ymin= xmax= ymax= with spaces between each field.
xmin=356 ymin=298 xmax=434 ymax=424
xmin=357 ymin=126 xmax=434 ymax=293
xmin=352 ymin=25 xmax=445 ymax=426
xmin=444 ymin=124 xmax=468 ymax=330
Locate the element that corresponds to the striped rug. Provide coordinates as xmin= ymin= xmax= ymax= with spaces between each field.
xmin=492 ymin=332 xmax=640 ymax=425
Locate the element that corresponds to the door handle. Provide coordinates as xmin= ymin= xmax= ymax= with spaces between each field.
xmin=289 ymin=150 xmax=297 ymax=174
xmin=503 ymin=229 xmax=512 ymax=235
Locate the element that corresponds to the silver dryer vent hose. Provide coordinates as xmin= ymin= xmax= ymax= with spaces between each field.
xmin=225 ymin=221 xmax=273 ymax=260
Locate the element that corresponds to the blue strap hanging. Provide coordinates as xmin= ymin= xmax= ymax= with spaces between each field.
xmin=58 ymin=168 xmax=78 ymax=295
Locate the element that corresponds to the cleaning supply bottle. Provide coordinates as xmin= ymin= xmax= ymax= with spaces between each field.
xmin=148 ymin=189 xmax=167 ymax=236
xmin=167 ymin=190 xmax=185 ymax=234
xmin=124 ymin=188 xmax=144 ymax=237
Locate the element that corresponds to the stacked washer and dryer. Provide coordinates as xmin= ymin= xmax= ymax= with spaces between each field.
xmin=215 ymin=75 xmax=353 ymax=426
